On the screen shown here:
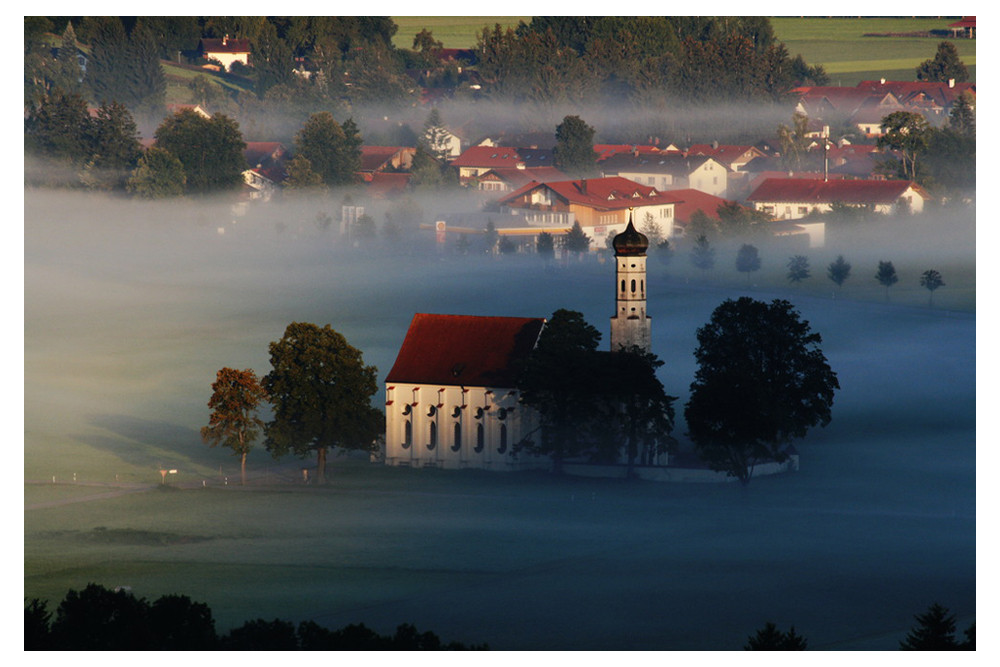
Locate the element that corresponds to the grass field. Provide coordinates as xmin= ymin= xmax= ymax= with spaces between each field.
xmin=391 ymin=16 xmax=975 ymax=86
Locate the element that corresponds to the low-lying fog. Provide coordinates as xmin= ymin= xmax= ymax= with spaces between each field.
xmin=24 ymin=188 xmax=975 ymax=648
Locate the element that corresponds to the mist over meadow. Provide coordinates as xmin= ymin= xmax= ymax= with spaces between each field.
xmin=24 ymin=186 xmax=974 ymax=648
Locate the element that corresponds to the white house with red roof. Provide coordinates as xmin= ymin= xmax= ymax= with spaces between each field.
xmin=199 ymin=35 xmax=250 ymax=71
xmin=496 ymin=177 xmax=682 ymax=250
xmin=747 ymin=178 xmax=929 ymax=220
xmin=384 ymin=314 xmax=548 ymax=470
xmin=599 ymin=153 xmax=728 ymax=197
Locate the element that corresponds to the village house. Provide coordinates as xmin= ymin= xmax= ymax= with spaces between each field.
xmin=358 ymin=146 xmax=416 ymax=179
xmin=496 ymin=177 xmax=682 ymax=250
xmin=242 ymin=141 xmax=288 ymax=201
xmin=472 ymin=166 xmax=568 ymax=193
xmin=198 ymin=35 xmax=250 ymax=72
xmin=598 ymin=152 xmax=728 ymax=197
xmin=450 ymin=145 xmax=557 ymax=184
xmin=747 ymin=177 xmax=930 ymax=220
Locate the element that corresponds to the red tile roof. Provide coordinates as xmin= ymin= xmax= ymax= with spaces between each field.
xmin=498 ymin=177 xmax=683 ymax=211
xmin=747 ymin=178 xmax=927 ymax=205
xmin=948 ymin=16 xmax=976 ymax=28
xmin=593 ymin=144 xmax=665 ymax=160
xmin=386 ymin=314 xmax=545 ymax=387
xmin=359 ymin=146 xmax=413 ymax=172
xmin=665 ymin=189 xmax=734 ymax=223
xmin=200 ymin=37 xmax=250 ymax=54
xmin=478 ymin=166 xmax=568 ymax=189
xmin=365 ymin=172 xmax=411 ymax=198
xmin=450 ymin=145 xmax=554 ymax=169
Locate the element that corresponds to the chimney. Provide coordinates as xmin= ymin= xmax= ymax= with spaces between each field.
xmin=222 ymin=34 xmax=228 ymax=46
xmin=580 ymin=178 xmax=587 ymax=194
xmin=949 ymin=78 xmax=955 ymax=88
xmin=880 ymin=77 xmax=886 ymax=85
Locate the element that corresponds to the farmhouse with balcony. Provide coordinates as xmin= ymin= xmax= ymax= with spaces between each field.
xmin=198 ymin=35 xmax=250 ymax=72
xmin=496 ymin=177 xmax=682 ymax=250
xmin=747 ymin=178 xmax=929 ymax=220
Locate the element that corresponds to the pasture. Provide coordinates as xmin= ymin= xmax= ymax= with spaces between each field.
xmin=391 ymin=16 xmax=976 ymax=86
xmin=24 ymin=190 xmax=975 ymax=649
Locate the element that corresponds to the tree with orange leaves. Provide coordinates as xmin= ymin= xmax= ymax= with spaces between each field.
xmin=201 ymin=367 xmax=267 ymax=485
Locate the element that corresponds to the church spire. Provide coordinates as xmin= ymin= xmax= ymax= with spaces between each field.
xmin=610 ymin=208 xmax=651 ymax=353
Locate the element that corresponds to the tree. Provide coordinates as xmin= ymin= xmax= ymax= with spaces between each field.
xmin=563 ymin=221 xmax=592 ymax=257
xmin=201 ymin=367 xmax=267 ymax=485
xmin=690 ymin=234 xmax=715 ymax=274
xmin=84 ymin=17 xmax=130 ymax=105
xmin=482 ymin=219 xmax=499 ymax=255
xmin=24 ymin=90 xmax=93 ymax=165
xmin=498 ymin=236 xmax=517 ymax=255
xmin=948 ymin=91 xmax=975 ymax=137
xmin=899 ymin=603 xmax=961 ymax=650
xmin=639 ymin=212 xmax=663 ymax=245
xmin=655 ymin=239 xmax=673 ymax=268
xmin=125 ymin=21 xmax=167 ymax=120
xmin=745 ymin=622 xmax=808 ymax=650
xmin=685 ymin=298 xmax=839 ymax=485
xmin=735 ymin=243 xmax=761 ymax=284
xmin=294 ymin=112 xmax=360 ymax=187
xmin=148 ymin=594 xmax=218 ymax=650
xmin=776 ymin=111 xmax=811 ymax=171
xmin=920 ymin=269 xmax=945 ymax=307
xmin=83 ymin=101 xmax=143 ymax=190
xmin=422 ymin=107 xmax=453 ymax=162
xmin=222 ymin=618 xmax=299 ymax=650
xmin=600 ymin=346 xmax=676 ymax=476
xmin=827 ymin=255 xmax=851 ymax=295
xmin=283 ymin=154 xmax=324 ymax=190
xmin=127 ymin=147 xmax=186 ymax=198
xmin=553 ymin=115 xmax=598 ymax=177
xmin=915 ymin=41 xmax=968 ymax=83
xmin=263 ymin=322 xmax=383 ymax=484
xmin=877 ymin=111 xmax=931 ymax=182
xmin=517 ymin=309 xmax=603 ymax=473
xmin=24 ymin=598 xmax=52 ymax=650
xmin=49 ymin=583 xmax=154 ymax=650
xmin=875 ymin=260 xmax=898 ymax=301
xmin=536 ymin=231 xmax=555 ymax=262
xmin=786 ymin=255 xmax=810 ymax=285
xmin=153 ymin=109 xmax=246 ymax=193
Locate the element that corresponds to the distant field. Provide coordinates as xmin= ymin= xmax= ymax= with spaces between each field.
xmin=390 ymin=16 xmax=975 ymax=86
xmin=392 ymin=16 xmax=529 ymax=49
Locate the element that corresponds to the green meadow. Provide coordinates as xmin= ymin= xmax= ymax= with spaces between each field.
xmin=392 ymin=16 xmax=975 ymax=86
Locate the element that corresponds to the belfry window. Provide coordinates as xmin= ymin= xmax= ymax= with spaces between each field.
xmin=428 ymin=422 xmax=437 ymax=450
xmin=475 ymin=424 xmax=485 ymax=453
xmin=403 ymin=420 xmax=412 ymax=449
xmin=452 ymin=422 xmax=462 ymax=452
xmin=631 ymin=279 xmax=636 ymax=293
xmin=498 ymin=424 xmax=508 ymax=454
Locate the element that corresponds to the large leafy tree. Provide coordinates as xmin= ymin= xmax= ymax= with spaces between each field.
xmin=127 ymin=146 xmax=186 ymax=198
xmin=735 ymin=243 xmax=762 ymax=284
xmin=690 ymin=234 xmax=716 ymax=274
xmin=201 ymin=367 xmax=268 ymax=485
xmin=517 ymin=309 xmax=603 ymax=473
xmin=263 ymin=322 xmax=383 ymax=484
xmin=24 ymin=90 xmax=93 ymax=164
xmin=554 ymin=114 xmax=598 ymax=177
xmin=293 ymin=112 xmax=360 ymax=187
xmin=920 ymin=269 xmax=945 ymax=307
xmin=154 ymin=109 xmax=246 ymax=193
xmin=877 ymin=111 xmax=931 ymax=181
xmin=786 ymin=255 xmax=811 ymax=285
xmin=685 ymin=297 xmax=839 ymax=485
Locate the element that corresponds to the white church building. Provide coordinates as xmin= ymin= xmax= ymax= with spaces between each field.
xmin=383 ymin=210 xmax=655 ymax=471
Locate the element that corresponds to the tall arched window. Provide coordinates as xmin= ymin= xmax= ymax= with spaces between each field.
xmin=403 ymin=420 xmax=412 ymax=449
xmin=475 ymin=423 xmax=484 ymax=453
xmin=428 ymin=422 xmax=437 ymax=450
xmin=498 ymin=424 xmax=508 ymax=454
xmin=631 ymin=278 xmax=636 ymax=293
xmin=452 ymin=422 xmax=462 ymax=452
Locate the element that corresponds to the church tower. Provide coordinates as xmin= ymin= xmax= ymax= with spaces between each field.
xmin=610 ymin=209 xmax=651 ymax=353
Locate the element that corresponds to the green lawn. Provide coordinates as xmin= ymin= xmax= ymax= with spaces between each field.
xmin=392 ymin=16 xmax=529 ymax=49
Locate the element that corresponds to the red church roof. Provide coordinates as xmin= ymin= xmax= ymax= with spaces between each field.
xmin=386 ymin=314 xmax=545 ymax=388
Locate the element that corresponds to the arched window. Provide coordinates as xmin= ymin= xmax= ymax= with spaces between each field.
xmin=452 ymin=422 xmax=462 ymax=452
xmin=428 ymin=422 xmax=437 ymax=450
xmin=475 ymin=423 xmax=484 ymax=453
xmin=498 ymin=424 xmax=508 ymax=454
xmin=403 ymin=420 xmax=412 ymax=449
xmin=631 ymin=279 xmax=636 ymax=293
xmin=620 ymin=279 xmax=626 ymax=293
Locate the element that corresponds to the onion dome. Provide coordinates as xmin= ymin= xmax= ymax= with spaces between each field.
xmin=612 ymin=210 xmax=649 ymax=256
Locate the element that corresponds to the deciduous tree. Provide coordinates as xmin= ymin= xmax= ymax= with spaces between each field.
xmin=201 ymin=367 xmax=267 ymax=485
xmin=877 ymin=111 xmax=931 ymax=182
xmin=127 ymin=147 xmax=186 ymax=198
xmin=736 ymin=243 xmax=761 ymax=284
xmin=920 ymin=269 xmax=945 ymax=307
xmin=263 ymin=322 xmax=383 ymax=483
xmin=786 ymin=255 xmax=810 ymax=285
xmin=153 ymin=109 xmax=246 ymax=193
xmin=875 ymin=260 xmax=898 ymax=301
xmin=685 ymin=297 xmax=838 ymax=485
xmin=827 ymin=255 xmax=851 ymax=294
xmin=690 ymin=234 xmax=715 ymax=274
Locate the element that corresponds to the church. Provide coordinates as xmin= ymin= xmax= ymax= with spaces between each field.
xmin=383 ymin=210 xmax=652 ymax=470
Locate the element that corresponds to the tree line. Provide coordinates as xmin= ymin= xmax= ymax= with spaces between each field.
xmin=24 ymin=583 xmax=485 ymax=650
